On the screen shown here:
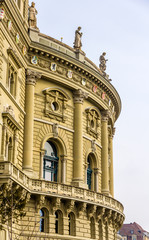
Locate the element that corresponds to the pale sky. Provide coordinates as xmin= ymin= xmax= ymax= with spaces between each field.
xmin=29 ymin=0 xmax=149 ymax=231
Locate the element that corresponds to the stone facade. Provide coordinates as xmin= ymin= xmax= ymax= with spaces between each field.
xmin=0 ymin=0 xmax=124 ymax=239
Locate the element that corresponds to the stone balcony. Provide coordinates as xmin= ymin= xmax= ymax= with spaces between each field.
xmin=0 ymin=162 xmax=124 ymax=217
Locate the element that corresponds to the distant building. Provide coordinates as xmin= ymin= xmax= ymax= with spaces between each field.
xmin=119 ymin=222 xmax=149 ymax=240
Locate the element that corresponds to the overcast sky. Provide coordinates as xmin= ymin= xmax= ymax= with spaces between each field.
xmin=29 ymin=0 xmax=149 ymax=230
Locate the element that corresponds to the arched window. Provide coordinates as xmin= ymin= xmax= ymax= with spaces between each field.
xmin=90 ymin=217 xmax=95 ymax=239
xmin=87 ymin=156 xmax=92 ymax=190
xmin=43 ymin=141 xmax=59 ymax=181
xmin=55 ymin=210 xmax=63 ymax=234
xmin=68 ymin=212 xmax=76 ymax=236
xmin=39 ymin=208 xmax=49 ymax=233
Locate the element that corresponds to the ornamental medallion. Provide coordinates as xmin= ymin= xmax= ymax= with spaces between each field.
xmin=0 ymin=8 xmax=5 ymax=20
xmin=23 ymin=45 xmax=27 ymax=55
xmin=81 ymin=78 xmax=86 ymax=86
xmin=67 ymin=70 xmax=73 ymax=79
xmin=51 ymin=62 xmax=57 ymax=71
xmin=93 ymin=85 xmax=97 ymax=93
xmin=16 ymin=33 xmax=20 ymax=44
xmin=8 ymin=20 xmax=12 ymax=30
xmin=102 ymin=92 xmax=106 ymax=100
xmin=31 ymin=56 xmax=38 ymax=65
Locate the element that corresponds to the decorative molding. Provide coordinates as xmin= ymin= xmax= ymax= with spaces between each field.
xmin=86 ymin=107 xmax=100 ymax=139
xmin=43 ymin=88 xmax=70 ymax=123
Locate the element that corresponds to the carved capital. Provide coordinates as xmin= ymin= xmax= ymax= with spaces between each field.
xmin=101 ymin=110 xmax=110 ymax=121
xmin=73 ymin=89 xmax=88 ymax=104
xmin=26 ymin=69 xmax=41 ymax=86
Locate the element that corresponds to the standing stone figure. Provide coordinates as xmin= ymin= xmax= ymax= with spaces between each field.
xmin=73 ymin=27 xmax=83 ymax=50
xmin=28 ymin=2 xmax=38 ymax=29
xmin=99 ymin=52 xmax=108 ymax=73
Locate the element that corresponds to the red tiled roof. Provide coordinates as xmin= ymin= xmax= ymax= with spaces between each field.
xmin=119 ymin=222 xmax=147 ymax=239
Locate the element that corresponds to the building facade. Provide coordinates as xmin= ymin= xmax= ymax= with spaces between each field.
xmin=0 ymin=0 xmax=124 ymax=239
xmin=119 ymin=222 xmax=149 ymax=240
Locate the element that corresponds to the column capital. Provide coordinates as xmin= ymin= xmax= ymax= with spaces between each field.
xmin=101 ymin=110 xmax=110 ymax=121
xmin=73 ymin=89 xmax=88 ymax=104
xmin=26 ymin=69 xmax=42 ymax=86
xmin=94 ymin=168 xmax=99 ymax=175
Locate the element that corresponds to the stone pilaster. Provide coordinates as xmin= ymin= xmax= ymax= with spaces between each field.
xmin=72 ymin=89 xmax=88 ymax=187
xmin=13 ymin=130 xmax=18 ymax=165
xmin=23 ymin=69 xmax=41 ymax=173
xmin=101 ymin=110 xmax=110 ymax=195
xmin=109 ymin=127 xmax=115 ymax=197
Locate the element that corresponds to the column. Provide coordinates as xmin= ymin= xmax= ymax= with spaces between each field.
xmin=101 ymin=110 xmax=109 ymax=195
xmin=23 ymin=69 xmax=41 ymax=173
xmin=72 ymin=89 xmax=88 ymax=187
xmin=109 ymin=127 xmax=115 ymax=197
xmin=94 ymin=168 xmax=99 ymax=192
xmin=40 ymin=149 xmax=45 ymax=179
xmin=13 ymin=130 xmax=18 ymax=165
xmin=61 ymin=155 xmax=67 ymax=184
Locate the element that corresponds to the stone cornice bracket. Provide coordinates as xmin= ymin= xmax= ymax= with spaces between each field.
xmin=65 ymin=199 xmax=75 ymax=214
xmin=35 ymin=195 xmax=45 ymax=212
xmin=51 ymin=197 xmax=61 ymax=213
xmin=73 ymin=89 xmax=88 ymax=104
xmin=101 ymin=110 xmax=110 ymax=121
xmin=26 ymin=69 xmax=42 ymax=86
xmin=77 ymin=202 xmax=87 ymax=217
xmin=87 ymin=204 xmax=97 ymax=219
xmin=96 ymin=207 xmax=105 ymax=221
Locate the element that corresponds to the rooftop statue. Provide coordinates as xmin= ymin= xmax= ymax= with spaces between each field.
xmin=99 ymin=52 xmax=111 ymax=81
xmin=99 ymin=52 xmax=108 ymax=73
xmin=28 ymin=2 xmax=38 ymax=30
xmin=73 ymin=27 xmax=83 ymax=50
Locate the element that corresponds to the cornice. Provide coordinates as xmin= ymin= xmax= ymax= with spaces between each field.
xmin=28 ymin=43 xmax=121 ymax=121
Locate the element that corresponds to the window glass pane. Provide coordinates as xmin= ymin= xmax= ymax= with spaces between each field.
xmin=45 ymin=171 xmax=52 ymax=181
xmin=44 ymin=141 xmax=57 ymax=157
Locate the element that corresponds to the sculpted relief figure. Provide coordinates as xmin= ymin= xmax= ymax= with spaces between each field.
xmin=28 ymin=2 xmax=38 ymax=29
xmin=99 ymin=52 xmax=108 ymax=73
xmin=73 ymin=27 xmax=83 ymax=50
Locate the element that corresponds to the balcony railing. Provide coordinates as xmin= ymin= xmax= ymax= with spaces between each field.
xmin=0 ymin=162 xmax=124 ymax=214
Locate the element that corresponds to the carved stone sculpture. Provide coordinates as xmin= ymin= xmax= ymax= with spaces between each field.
xmin=99 ymin=52 xmax=108 ymax=74
xmin=73 ymin=27 xmax=83 ymax=50
xmin=28 ymin=2 xmax=38 ymax=30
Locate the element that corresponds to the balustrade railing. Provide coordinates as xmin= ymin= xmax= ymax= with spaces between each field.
xmin=0 ymin=162 xmax=124 ymax=213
